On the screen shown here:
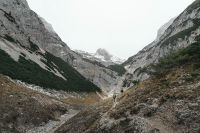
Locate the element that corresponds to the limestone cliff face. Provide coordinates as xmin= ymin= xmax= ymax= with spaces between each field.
xmin=73 ymin=58 xmax=121 ymax=93
xmin=0 ymin=0 xmax=74 ymax=62
xmin=0 ymin=0 xmax=120 ymax=93
xmin=122 ymin=0 xmax=200 ymax=87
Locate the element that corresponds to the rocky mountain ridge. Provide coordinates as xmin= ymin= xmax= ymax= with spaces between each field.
xmin=122 ymin=0 xmax=200 ymax=88
xmin=0 ymin=0 xmax=121 ymax=93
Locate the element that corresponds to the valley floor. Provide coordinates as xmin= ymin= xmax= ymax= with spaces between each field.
xmin=0 ymin=63 xmax=200 ymax=133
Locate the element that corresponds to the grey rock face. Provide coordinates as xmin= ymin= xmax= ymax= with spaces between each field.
xmin=73 ymin=57 xmax=121 ymax=93
xmin=155 ymin=17 xmax=176 ymax=42
xmin=123 ymin=2 xmax=200 ymax=87
xmin=0 ymin=0 xmax=120 ymax=93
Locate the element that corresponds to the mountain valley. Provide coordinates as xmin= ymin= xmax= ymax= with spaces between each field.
xmin=0 ymin=0 xmax=200 ymax=132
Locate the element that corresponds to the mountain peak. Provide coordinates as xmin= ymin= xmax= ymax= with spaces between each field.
xmin=39 ymin=17 xmax=56 ymax=34
xmin=75 ymin=48 xmax=125 ymax=66
xmin=95 ymin=48 xmax=112 ymax=61
xmin=155 ymin=17 xmax=176 ymax=42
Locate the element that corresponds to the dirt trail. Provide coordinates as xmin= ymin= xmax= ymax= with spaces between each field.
xmin=84 ymin=100 xmax=116 ymax=133
xmin=26 ymin=109 xmax=79 ymax=133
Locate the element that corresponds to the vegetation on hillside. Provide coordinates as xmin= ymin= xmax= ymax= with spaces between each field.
xmin=3 ymin=35 xmax=16 ymax=43
xmin=107 ymin=63 xmax=200 ymax=133
xmin=142 ymin=42 xmax=200 ymax=78
xmin=56 ymin=49 xmax=200 ymax=132
xmin=108 ymin=64 xmax=126 ymax=76
xmin=83 ymin=57 xmax=126 ymax=76
xmin=98 ymin=41 xmax=200 ymax=133
xmin=122 ymin=79 xmax=139 ymax=87
xmin=28 ymin=38 xmax=40 ymax=52
xmin=186 ymin=0 xmax=200 ymax=14
xmin=0 ymin=50 xmax=100 ymax=92
xmin=160 ymin=18 xmax=200 ymax=47
xmin=82 ymin=58 xmax=106 ymax=68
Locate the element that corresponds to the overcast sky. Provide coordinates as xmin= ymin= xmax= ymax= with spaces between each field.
xmin=27 ymin=0 xmax=194 ymax=59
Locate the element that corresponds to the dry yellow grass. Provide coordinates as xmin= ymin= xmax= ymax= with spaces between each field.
xmin=61 ymin=92 xmax=102 ymax=104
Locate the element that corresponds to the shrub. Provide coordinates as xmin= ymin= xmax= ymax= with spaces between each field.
xmin=132 ymin=80 xmax=140 ymax=85
xmin=28 ymin=38 xmax=39 ymax=52
xmin=137 ymin=67 xmax=148 ymax=76
xmin=193 ymin=62 xmax=200 ymax=69
xmin=3 ymin=35 xmax=16 ymax=43
xmin=122 ymin=79 xmax=131 ymax=87
xmin=195 ymin=35 xmax=200 ymax=42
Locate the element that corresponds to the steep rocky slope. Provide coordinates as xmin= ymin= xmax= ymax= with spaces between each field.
xmin=0 ymin=74 xmax=69 ymax=133
xmin=122 ymin=0 xmax=200 ymax=88
xmin=0 ymin=39 xmax=100 ymax=92
xmin=0 ymin=0 xmax=120 ymax=93
xmin=56 ymin=42 xmax=200 ymax=133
